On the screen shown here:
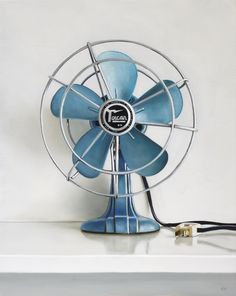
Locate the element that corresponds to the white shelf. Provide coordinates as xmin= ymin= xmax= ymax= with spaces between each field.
xmin=0 ymin=222 xmax=235 ymax=274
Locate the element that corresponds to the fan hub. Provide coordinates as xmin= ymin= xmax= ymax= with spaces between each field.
xmin=98 ymin=100 xmax=135 ymax=135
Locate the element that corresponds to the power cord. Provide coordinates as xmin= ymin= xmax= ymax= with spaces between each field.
xmin=141 ymin=176 xmax=236 ymax=237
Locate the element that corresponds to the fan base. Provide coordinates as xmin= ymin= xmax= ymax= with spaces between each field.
xmin=81 ymin=217 xmax=160 ymax=234
xmin=81 ymin=196 xmax=160 ymax=234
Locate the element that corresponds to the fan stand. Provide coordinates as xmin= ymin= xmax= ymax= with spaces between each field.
xmin=81 ymin=153 xmax=160 ymax=234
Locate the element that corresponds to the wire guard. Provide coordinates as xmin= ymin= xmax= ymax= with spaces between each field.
xmin=40 ymin=40 xmax=197 ymax=234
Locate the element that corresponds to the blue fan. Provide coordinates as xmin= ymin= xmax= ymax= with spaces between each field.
xmin=41 ymin=41 xmax=196 ymax=234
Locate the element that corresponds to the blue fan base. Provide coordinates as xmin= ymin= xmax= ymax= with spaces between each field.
xmin=81 ymin=196 xmax=160 ymax=234
xmin=80 ymin=152 xmax=160 ymax=234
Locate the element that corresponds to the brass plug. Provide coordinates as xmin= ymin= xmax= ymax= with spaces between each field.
xmin=175 ymin=223 xmax=200 ymax=237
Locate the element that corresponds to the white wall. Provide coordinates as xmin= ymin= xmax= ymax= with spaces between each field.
xmin=0 ymin=0 xmax=235 ymax=222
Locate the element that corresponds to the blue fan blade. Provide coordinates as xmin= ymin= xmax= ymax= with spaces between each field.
xmin=97 ymin=51 xmax=137 ymax=101
xmin=134 ymin=80 xmax=183 ymax=124
xmin=51 ymin=84 xmax=103 ymax=120
xmin=120 ymin=128 xmax=168 ymax=176
xmin=72 ymin=126 xmax=113 ymax=178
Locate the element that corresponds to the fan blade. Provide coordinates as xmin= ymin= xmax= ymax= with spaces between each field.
xmin=51 ymin=84 xmax=103 ymax=120
xmin=120 ymin=128 xmax=168 ymax=176
xmin=72 ymin=126 xmax=113 ymax=178
xmin=97 ymin=51 xmax=137 ymax=101
xmin=134 ymin=80 xmax=183 ymax=124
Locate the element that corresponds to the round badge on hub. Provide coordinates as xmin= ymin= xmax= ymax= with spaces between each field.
xmin=99 ymin=100 xmax=135 ymax=135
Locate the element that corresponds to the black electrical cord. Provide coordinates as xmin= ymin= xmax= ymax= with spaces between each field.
xmin=141 ymin=176 xmax=236 ymax=233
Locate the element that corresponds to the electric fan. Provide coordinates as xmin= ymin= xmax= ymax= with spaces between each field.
xmin=40 ymin=40 xmax=196 ymax=234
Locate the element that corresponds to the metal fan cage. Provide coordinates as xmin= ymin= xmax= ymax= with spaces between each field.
xmin=40 ymin=39 xmax=197 ymax=198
